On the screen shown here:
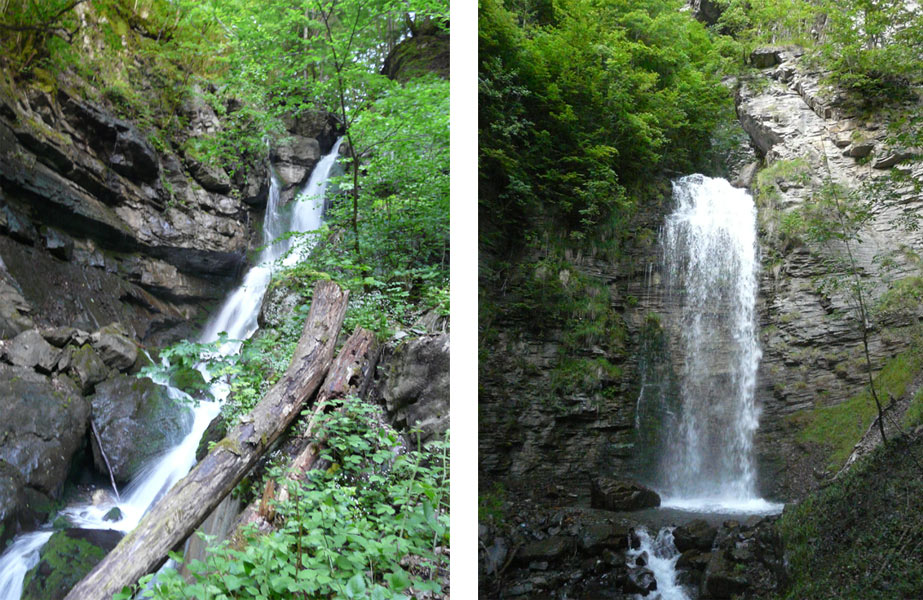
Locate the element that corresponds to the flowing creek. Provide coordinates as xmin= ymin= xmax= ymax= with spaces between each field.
xmin=629 ymin=175 xmax=782 ymax=599
xmin=0 ymin=139 xmax=342 ymax=600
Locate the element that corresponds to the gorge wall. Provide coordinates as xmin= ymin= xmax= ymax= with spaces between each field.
xmin=0 ymin=70 xmax=339 ymax=544
xmin=480 ymin=48 xmax=923 ymax=505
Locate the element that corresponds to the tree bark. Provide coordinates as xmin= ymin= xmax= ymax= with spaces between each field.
xmin=63 ymin=280 xmax=349 ymax=600
xmin=233 ymin=326 xmax=378 ymax=533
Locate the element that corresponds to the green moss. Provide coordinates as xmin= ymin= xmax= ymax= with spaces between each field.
xmin=791 ymin=351 xmax=922 ymax=470
xmin=904 ymin=387 xmax=923 ymax=429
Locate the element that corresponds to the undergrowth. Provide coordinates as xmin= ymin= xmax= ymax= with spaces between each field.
xmin=117 ymin=398 xmax=449 ymax=600
xmin=778 ymin=433 xmax=923 ymax=599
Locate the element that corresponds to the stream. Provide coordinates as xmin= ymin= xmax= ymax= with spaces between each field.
xmin=0 ymin=139 xmax=342 ymax=600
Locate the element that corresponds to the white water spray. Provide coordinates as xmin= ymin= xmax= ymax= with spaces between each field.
xmin=656 ymin=175 xmax=779 ymax=513
xmin=0 ymin=140 xmax=342 ymax=599
xmin=626 ymin=527 xmax=688 ymax=600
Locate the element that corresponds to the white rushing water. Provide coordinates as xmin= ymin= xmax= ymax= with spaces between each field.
xmin=0 ymin=140 xmax=342 ymax=599
xmin=627 ymin=527 xmax=688 ymax=600
xmin=657 ymin=174 xmax=780 ymax=513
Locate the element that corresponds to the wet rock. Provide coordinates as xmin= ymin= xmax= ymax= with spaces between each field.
xmin=673 ymin=519 xmax=718 ymax=553
xmin=517 ymin=535 xmax=574 ymax=564
xmin=377 ymin=334 xmax=449 ymax=441
xmin=635 ymin=550 xmax=649 ymax=567
xmin=195 ymin=414 xmax=228 ymax=461
xmin=703 ymin=552 xmax=749 ymax=598
xmin=68 ymin=344 xmax=109 ymax=393
xmin=624 ymin=566 xmax=657 ymax=595
xmin=90 ymin=373 xmax=193 ymax=482
xmin=3 ymin=328 xmax=60 ymax=373
xmin=0 ymin=365 xmax=88 ymax=495
xmin=21 ymin=528 xmax=124 ymax=600
xmin=677 ymin=549 xmax=712 ymax=572
xmin=91 ymin=323 xmax=138 ymax=371
xmin=0 ymin=461 xmax=53 ymax=545
xmin=590 ymin=477 xmax=660 ymax=511
xmin=578 ymin=519 xmax=631 ymax=552
xmin=103 ymin=507 xmax=122 ymax=522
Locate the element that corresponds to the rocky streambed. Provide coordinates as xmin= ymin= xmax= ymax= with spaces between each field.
xmin=479 ymin=478 xmax=787 ymax=599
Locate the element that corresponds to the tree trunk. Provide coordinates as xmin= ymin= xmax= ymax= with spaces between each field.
xmin=63 ymin=280 xmax=349 ymax=600
xmin=233 ymin=327 xmax=378 ymax=534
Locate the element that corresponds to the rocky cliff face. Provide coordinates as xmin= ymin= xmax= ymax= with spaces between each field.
xmin=736 ymin=47 xmax=923 ymax=499
xmin=0 ymin=72 xmax=340 ymax=544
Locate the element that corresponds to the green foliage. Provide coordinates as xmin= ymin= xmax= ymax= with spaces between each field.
xmin=479 ymin=0 xmax=731 ymax=249
xmin=778 ymin=434 xmax=923 ymax=599
xmin=791 ymin=350 xmax=922 ymax=470
xmin=135 ymin=398 xmax=449 ymax=600
xmin=815 ymin=0 xmax=923 ymax=105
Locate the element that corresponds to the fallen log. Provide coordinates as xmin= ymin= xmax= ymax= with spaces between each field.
xmin=234 ymin=326 xmax=378 ymax=534
xmin=63 ymin=280 xmax=349 ymax=600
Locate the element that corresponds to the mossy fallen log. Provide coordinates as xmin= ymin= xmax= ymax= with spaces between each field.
xmin=234 ymin=326 xmax=378 ymax=533
xmin=63 ymin=279 xmax=348 ymax=600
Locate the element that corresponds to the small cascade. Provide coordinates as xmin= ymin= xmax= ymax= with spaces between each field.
xmin=0 ymin=140 xmax=343 ymax=599
xmin=626 ymin=527 xmax=688 ymax=600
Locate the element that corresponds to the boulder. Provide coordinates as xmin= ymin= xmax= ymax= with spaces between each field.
xmin=21 ymin=528 xmax=124 ymax=600
xmin=377 ymin=334 xmax=449 ymax=441
xmin=624 ymin=566 xmax=657 ymax=595
xmin=703 ymin=551 xmax=750 ymax=599
xmin=690 ymin=0 xmax=723 ymax=26
xmin=68 ymin=344 xmax=109 ymax=393
xmin=516 ymin=535 xmax=574 ymax=564
xmin=91 ymin=324 xmax=138 ymax=371
xmin=673 ymin=519 xmax=718 ymax=553
xmin=0 ymin=365 xmax=88 ymax=495
xmin=41 ymin=326 xmax=85 ymax=348
xmin=0 ymin=460 xmax=53 ymax=545
xmin=90 ymin=373 xmax=193 ymax=482
xmin=590 ymin=477 xmax=660 ymax=511
xmin=3 ymin=328 xmax=60 ymax=373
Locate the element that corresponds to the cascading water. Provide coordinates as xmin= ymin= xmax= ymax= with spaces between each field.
xmin=0 ymin=139 xmax=342 ymax=600
xmin=657 ymin=174 xmax=770 ymax=510
xmin=626 ymin=527 xmax=688 ymax=600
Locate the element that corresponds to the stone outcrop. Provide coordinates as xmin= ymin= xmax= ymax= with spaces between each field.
xmin=89 ymin=374 xmax=193 ymax=482
xmin=0 ymin=364 xmax=88 ymax=498
xmin=374 ymin=333 xmax=450 ymax=442
xmin=0 ymin=79 xmax=264 ymax=342
xmin=735 ymin=48 xmax=923 ymax=499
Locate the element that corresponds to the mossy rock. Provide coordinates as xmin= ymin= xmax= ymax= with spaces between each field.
xmin=169 ymin=365 xmax=207 ymax=393
xmin=21 ymin=528 xmax=123 ymax=600
xmin=90 ymin=373 xmax=193 ymax=481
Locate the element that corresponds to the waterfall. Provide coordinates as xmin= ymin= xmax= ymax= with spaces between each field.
xmin=653 ymin=174 xmax=779 ymax=513
xmin=0 ymin=139 xmax=343 ymax=599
